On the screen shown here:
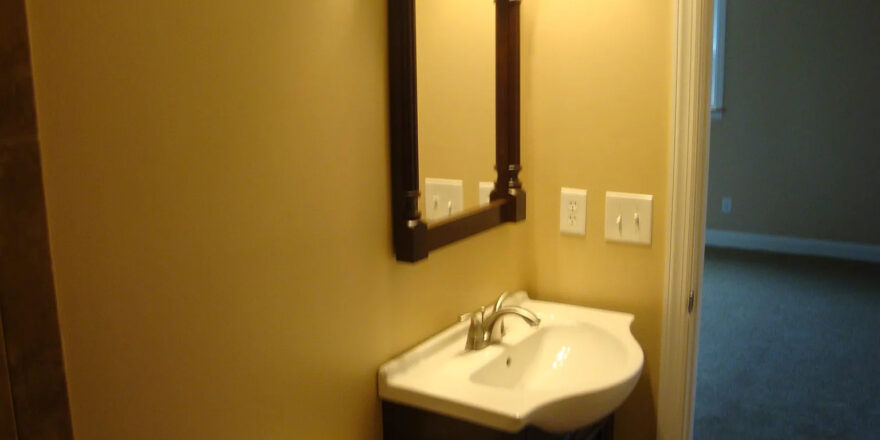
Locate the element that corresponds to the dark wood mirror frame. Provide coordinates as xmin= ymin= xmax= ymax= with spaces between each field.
xmin=389 ymin=0 xmax=525 ymax=262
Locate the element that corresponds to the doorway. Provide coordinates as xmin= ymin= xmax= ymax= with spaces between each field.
xmin=692 ymin=0 xmax=880 ymax=438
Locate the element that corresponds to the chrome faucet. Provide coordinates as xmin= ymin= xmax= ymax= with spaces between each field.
xmin=459 ymin=299 xmax=540 ymax=351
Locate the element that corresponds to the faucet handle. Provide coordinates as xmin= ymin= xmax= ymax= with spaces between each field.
xmin=459 ymin=307 xmax=487 ymax=351
xmin=459 ymin=306 xmax=486 ymax=323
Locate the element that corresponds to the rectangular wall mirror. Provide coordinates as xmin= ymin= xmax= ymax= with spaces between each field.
xmin=388 ymin=0 xmax=525 ymax=262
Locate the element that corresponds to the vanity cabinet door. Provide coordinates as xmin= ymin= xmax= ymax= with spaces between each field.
xmin=523 ymin=416 xmax=612 ymax=440
xmin=382 ymin=400 xmax=613 ymax=440
xmin=382 ymin=401 xmax=511 ymax=440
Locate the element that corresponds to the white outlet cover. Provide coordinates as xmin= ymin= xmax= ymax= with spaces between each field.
xmin=479 ymin=182 xmax=494 ymax=206
xmin=425 ymin=178 xmax=463 ymax=221
xmin=604 ymin=191 xmax=653 ymax=245
xmin=560 ymin=187 xmax=588 ymax=236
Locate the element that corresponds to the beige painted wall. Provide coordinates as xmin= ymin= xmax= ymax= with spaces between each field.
xmin=522 ymin=1 xmax=672 ymax=438
xmin=707 ymin=0 xmax=880 ymax=244
xmin=26 ymin=0 xmax=672 ymax=439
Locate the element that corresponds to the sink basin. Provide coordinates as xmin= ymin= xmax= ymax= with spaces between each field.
xmin=378 ymin=292 xmax=643 ymax=433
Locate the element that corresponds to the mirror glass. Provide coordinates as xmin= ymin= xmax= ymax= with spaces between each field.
xmin=416 ymin=0 xmax=495 ymax=223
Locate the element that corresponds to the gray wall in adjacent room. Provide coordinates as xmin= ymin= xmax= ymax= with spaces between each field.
xmin=707 ymin=0 xmax=880 ymax=244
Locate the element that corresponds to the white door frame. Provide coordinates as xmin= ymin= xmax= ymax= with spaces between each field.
xmin=657 ymin=0 xmax=714 ymax=438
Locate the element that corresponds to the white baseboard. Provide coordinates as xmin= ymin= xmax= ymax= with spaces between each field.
xmin=705 ymin=229 xmax=880 ymax=263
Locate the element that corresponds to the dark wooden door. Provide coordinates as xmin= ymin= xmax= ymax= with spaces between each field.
xmin=0 ymin=0 xmax=75 ymax=438
xmin=0 ymin=309 xmax=17 ymax=440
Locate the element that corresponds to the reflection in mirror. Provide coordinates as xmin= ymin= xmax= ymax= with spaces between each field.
xmin=416 ymin=0 xmax=495 ymax=223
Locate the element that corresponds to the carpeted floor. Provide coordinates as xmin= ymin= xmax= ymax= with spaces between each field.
xmin=694 ymin=247 xmax=880 ymax=439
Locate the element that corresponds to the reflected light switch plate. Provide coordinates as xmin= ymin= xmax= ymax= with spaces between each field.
xmin=479 ymin=182 xmax=494 ymax=206
xmin=425 ymin=178 xmax=463 ymax=221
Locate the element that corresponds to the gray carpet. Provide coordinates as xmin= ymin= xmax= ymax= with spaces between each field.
xmin=694 ymin=248 xmax=880 ymax=439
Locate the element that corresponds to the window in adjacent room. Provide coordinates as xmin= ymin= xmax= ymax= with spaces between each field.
xmin=711 ymin=0 xmax=727 ymax=119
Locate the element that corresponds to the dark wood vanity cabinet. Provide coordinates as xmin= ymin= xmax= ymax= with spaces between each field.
xmin=382 ymin=401 xmax=613 ymax=440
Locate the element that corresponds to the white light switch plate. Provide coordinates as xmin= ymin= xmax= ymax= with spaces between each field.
xmin=425 ymin=178 xmax=463 ymax=221
xmin=560 ymin=187 xmax=587 ymax=236
xmin=605 ymin=191 xmax=653 ymax=245
xmin=479 ymin=181 xmax=494 ymax=206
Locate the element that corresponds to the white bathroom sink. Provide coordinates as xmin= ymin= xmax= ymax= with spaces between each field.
xmin=378 ymin=292 xmax=643 ymax=433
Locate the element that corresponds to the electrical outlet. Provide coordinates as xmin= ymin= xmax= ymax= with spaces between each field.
xmin=479 ymin=181 xmax=494 ymax=206
xmin=721 ymin=196 xmax=732 ymax=214
xmin=604 ymin=191 xmax=653 ymax=245
xmin=425 ymin=178 xmax=463 ymax=221
xmin=560 ymin=187 xmax=587 ymax=236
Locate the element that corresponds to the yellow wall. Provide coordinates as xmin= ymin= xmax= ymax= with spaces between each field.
xmin=26 ymin=0 xmax=672 ymax=439
xmin=521 ymin=1 xmax=672 ymax=438
xmin=26 ymin=1 xmax=528 ymax=438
